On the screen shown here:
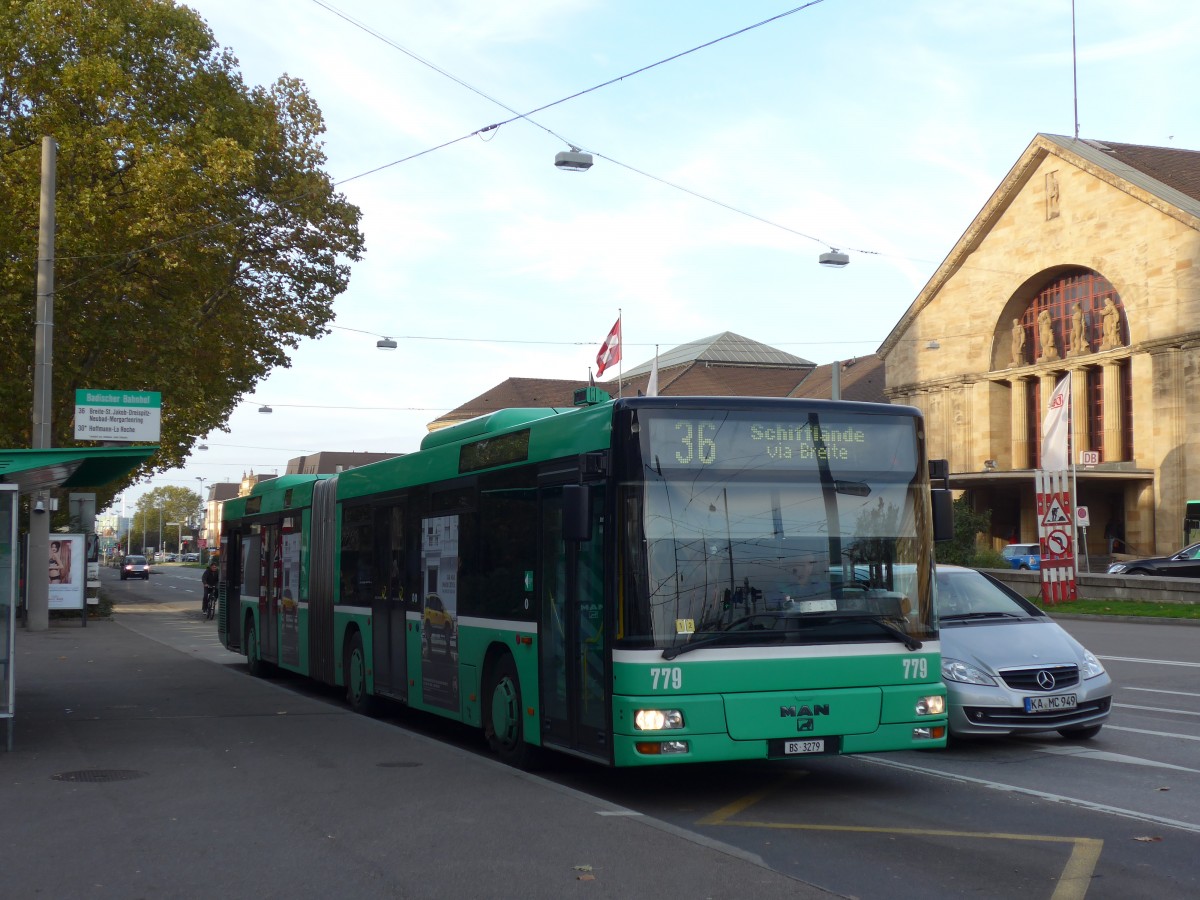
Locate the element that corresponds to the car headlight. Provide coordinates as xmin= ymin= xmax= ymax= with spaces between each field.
xmin=1107 ymin=563 xmax=1127 ymax=574
xmin=941 ymin=658 xmax=997 ymax=686
xmin=1080 ymin=649 xmax=1106 ymax=679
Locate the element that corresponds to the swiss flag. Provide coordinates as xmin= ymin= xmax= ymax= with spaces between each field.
xmin=595 ymin=317 xmax=621 ymax=376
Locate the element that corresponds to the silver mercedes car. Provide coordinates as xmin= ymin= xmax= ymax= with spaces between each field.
xmin=936 ymin=565 xmax=1112 ymax=739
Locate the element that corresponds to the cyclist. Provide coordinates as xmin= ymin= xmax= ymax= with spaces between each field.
xmin=201 ymin=560 xmax=220 ymax=617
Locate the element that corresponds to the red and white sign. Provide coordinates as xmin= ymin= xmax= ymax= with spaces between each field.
xmin=1076 ymin=506 xmax=1090 ymax=527
xmin=1035 ymin=470 xmax=1077 ymax=604
xmin=1079 ymin=450 xmax=1100 ymax=466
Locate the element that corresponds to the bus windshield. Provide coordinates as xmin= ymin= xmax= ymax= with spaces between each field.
xmin=619 ymin=407 xmax=937 ymax=652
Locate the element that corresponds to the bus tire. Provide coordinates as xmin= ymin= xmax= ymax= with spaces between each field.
xmin=485 ymin=654 xmax=534 ymax=768
xmin=245 ymin=617 xmax=269 ymax=678
xmin=344 ymin=630 xmax=376 ymax=715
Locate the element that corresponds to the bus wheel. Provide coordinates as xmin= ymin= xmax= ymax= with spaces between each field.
xmin=344 ymin=631 xmax=376 ymax=715
xmin=245 ymin=618 xmax=268 ymax=678
xmin=485 ymin=655 xmax=533 ymax=768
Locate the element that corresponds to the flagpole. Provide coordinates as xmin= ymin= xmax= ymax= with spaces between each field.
xmin=617 ymin=308 xmax=623 ymax=399
xmin=1071 ymin=387 xmax=1081 ymax=576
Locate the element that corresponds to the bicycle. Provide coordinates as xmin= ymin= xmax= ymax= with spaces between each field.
xmin=202 ymin=583 xmax=218 ymax=620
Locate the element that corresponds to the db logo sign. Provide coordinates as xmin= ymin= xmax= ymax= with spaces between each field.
xmin=1048 ymin=393 xmax=1066 ymax=410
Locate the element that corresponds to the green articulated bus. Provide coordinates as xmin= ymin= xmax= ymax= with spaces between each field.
xmin=217 ymin=392 xmax=952 ymax=767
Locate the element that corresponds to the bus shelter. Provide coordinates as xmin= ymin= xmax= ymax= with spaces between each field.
xmin=0 ymin=445 xmax=156 ymax=750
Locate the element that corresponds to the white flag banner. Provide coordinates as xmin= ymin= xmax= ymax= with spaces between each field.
xmin=646 ymin=348 xmax=659 ymax=397
xmin=1041 ymin=372 xmax=1071 ymax=471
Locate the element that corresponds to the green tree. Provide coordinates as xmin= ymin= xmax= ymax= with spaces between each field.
xmin=121 ymin=485 xmax=200 ymax=554
xmin=0 ymin=0 xmax=365 ymax=507
xmin=935 ymin=495 xmax=1007 ymax=568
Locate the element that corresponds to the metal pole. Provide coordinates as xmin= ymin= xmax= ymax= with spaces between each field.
xmin=27 ymin=136 xmax=57 ymax=632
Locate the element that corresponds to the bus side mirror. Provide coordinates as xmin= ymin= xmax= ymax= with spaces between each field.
xmin=563 ymin=485 xmax=591 ymax=542
xmin=928 ymin=458 xmax=953 ymax=542
xmin=931 ymin=489 xmax=954 ymax=542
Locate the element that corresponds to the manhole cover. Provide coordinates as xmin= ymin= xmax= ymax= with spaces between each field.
xmin=52 ymin=769 xmax=148 ymax=783
xmin=376 ymin=761 xmax=422 ymax=769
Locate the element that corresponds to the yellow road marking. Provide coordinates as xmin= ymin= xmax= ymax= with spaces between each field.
xmin=700 ymin=775 xmax=1103 ymax=899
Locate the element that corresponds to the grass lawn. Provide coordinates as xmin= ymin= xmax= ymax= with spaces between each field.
xmin=1034 ymin=596 xmax=1200 ymax=620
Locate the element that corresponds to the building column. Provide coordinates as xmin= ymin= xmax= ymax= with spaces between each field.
xmin=1101 ymin=361 xmax=1122 ymax=462
xmin=1071 ymin=367 xmax=1089 ymax=460
xmin=1010 ymin=378 xmax=1029 ymax=468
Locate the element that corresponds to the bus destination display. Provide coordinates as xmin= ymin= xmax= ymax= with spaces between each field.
xmin=646 ymin=413 xmax=917 ymax=472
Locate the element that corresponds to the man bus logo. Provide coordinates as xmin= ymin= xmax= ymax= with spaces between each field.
xmin=780 ymin=704 xmax=829 ymax=717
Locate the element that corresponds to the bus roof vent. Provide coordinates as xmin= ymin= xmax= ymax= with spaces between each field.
xmin=573 ymin=387 xmax=612 ymax=407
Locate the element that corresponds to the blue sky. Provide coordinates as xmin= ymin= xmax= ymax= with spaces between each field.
xmin=119 ymin=0 xmax=1200 ymax=511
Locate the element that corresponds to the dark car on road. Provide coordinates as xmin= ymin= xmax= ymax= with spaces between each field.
xmin=120 ymin=555 xmax=151 ymax=580
xmin=1107 ymin=542 xmax=1200 ymax=577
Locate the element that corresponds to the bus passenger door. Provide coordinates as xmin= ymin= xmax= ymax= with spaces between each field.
xmin=539 ymin=484 xmax=609 ymax=761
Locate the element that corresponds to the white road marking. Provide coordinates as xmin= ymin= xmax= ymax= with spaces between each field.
xmin=862 ymin=756 xmax=1200 ymax=835
xmin=1097 ymin=655 xmax=1200 ymax=668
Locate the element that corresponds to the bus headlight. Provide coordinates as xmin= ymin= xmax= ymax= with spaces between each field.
xmin=915 ymin=694 xmax=945 ymax=716
xmin=634 ymin=709 xmax=684 ymax=731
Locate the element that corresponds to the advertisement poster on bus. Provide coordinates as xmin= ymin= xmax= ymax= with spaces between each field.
xmin=48 ymin=534 xmax=85 ymax=610
xmin=421 ymin=515 xmax=459 ymax=711
xmin=280 ymin=531 xmax=301 ymax=667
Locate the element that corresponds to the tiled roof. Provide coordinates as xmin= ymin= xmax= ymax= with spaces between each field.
xmin=619 ymin=331 xmax=814 ymax=378
xmin=1081 ymin=138 xmax=1200 ymax=204
xmin=788 ymin=355 xmax=886 ymax=404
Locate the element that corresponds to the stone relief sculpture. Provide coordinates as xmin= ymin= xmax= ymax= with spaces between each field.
xmin=1010 ymin=318 xmax=1026 ymax=367
xmin=1098 ymin=297 xmax=1122 ymax=350
xmin=1067 ymin=301 xmax=1089 ymax=357
xmin=1037 ymin=308 xmax=1059 ymax=361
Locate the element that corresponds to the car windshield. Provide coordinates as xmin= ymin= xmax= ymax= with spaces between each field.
xmin=126 ymin=556 xmax=146 ymax=564
xmin=935 ymin=569 xmax=1037 ymax=620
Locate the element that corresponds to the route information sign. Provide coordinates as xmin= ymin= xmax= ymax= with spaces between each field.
xmin=73 ymin=390 xmax=161 ymax=442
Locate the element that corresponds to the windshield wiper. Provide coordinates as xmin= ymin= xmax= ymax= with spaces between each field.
xmin=939 ymin=611 xmax=1022 ymax=621
xmin=800 ymin=612 xmax=923 ymax=651
xmin=661 ymin=621 xmax=778 ymax=660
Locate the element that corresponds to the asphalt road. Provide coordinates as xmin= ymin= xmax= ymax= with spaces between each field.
xmin=104 ymin=568 xmax=1200 ymax=899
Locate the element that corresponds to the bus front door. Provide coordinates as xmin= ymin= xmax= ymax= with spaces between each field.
xmin=539 ymin=485 xmax=609 ymax=762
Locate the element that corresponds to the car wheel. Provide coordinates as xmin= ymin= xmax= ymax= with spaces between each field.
xmin=1018 ymin=564 xmax=1029 ymax=570
xmin=1127 ymin=569 xmax=1149 ymax=576
xmin=344 ymin=630 xmax=376 ymax=715
xmin=485 ymin=654 xmax=535 ymax=769
xmin=120 ymin=573 xmax=126 ymax=580
xmin=1058 ymin=723 xmax=1103 ymax=740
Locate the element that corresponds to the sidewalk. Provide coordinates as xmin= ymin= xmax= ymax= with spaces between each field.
xmin=2 ymin=617 xmax=834 ymax=899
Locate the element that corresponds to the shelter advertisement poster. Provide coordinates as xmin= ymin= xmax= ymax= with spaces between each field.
xmin=48 ymin=534 xmax=86 ymax=610
xmin=420 ymin=515 xmax=459 ymax=711
xmin=280 ymin=532 xmax=301 ymax=667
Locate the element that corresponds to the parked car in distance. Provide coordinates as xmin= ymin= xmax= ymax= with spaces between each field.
xmin=120 ymin=555 xmax=151 ymax=580
xmin=1107 ymin=542 xmax=1200 ymax=577
xmin=182 ymin=552 xmax=200 ymax=563
xmin=163 ymin=553 xmax=178 ymax=563
xmin=936 ymin=565 xmax=1112 ymax=740
xmin=1001 ymin=543 xmax=1041 ymax=570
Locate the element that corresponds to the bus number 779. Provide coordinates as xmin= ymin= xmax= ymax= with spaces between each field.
xmin=650 ymin=667 xmax=682 ymax=690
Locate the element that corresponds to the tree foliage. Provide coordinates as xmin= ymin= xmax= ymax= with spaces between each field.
xmin=0 ymin=0 xmax=365 ymax=506
xmin=121 ymin=484 xmax=201 ymax=554
xmin=935 ymin=495 xmax=1007 ymax=568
